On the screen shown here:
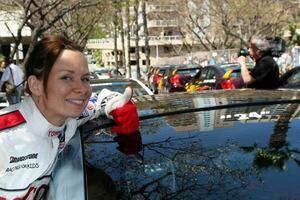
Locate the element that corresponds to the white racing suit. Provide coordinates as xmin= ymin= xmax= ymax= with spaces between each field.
xmin=0 ymin=88 xmax=135 ymax=199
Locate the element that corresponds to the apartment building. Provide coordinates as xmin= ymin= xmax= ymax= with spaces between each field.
xmin=86 ymin=1 xmax=198 ymax=71
xmin=0 ymin=11 xmax=31 ymax=60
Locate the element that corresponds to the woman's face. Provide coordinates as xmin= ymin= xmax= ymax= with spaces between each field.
xmin=37 ymin=49 xmax=92 ymax=126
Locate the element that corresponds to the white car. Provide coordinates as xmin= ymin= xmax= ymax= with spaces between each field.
xmin=90 ymin=78 xmax=153 ymax=96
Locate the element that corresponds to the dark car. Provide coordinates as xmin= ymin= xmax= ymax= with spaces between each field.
xmin=82 ymin=89 xmax=300 ymax=200
xmin=185 ymin=65 xmax=226 ymax=91
xmin=166 ymin=65 xmax=202 ymax=92
xmin=185 ymin=64 xmax=254 ymax=92
xmin=279 ymin=66 xmax=300 ymax=89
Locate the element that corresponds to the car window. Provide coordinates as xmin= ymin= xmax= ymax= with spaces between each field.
xmin=193 ymin=70 xmax=202 ymax=80
xmin=229 ymin=69 xmax=242 ymax=78
xmin=176 ymin=69 xmax=201 ymax=76
xmin=200 ymin=68 xmax=208 ymax=79
xmin=206 ymin=68 xmax=216 ymax=79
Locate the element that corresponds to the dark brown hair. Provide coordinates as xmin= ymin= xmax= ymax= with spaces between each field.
xmin=25 ymin=35 xmax=83 ymax=95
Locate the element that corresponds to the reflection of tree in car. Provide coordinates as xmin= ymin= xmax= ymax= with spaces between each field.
xmin=241 ymin=103 xmax=300 ymax=170
xmin=116 ymin=135 xmax=259 ymax=199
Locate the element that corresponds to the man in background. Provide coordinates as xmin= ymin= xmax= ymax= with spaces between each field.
xmin=238 ymin=36 xmax=279 ymax=89
xmin=0 ymin=56 xmax=24 ymax=105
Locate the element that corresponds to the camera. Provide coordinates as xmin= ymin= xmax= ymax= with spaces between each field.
xmin=238 ymin=48 xmax=249 ymax=57
xmin=238 ymin=37 xmax=286 ymax=58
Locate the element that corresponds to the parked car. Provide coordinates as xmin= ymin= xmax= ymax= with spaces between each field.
xmin=148 ymin=65 xmax=171 ymax=94
xmin=165 ymin=65 xmax=202 ymax=92
xmin=92 ymin=68 xmax=123 ymax=79
xmin=279 ymin=66 xmax=300 ymax=89
xmin=82 ymin=89 xmax=300 ymax=199
xmin=90 ymin=78 xmax=153 ymax=96
xmin=185 ymin=64 xmax=253 ymax=92
xmin=93 ymin=68 xmax=112 ymax=79
xmin=185 ymin=65 xmax=226 ymax=91
xmin=148 ymin=64 xmax=202 ymax=93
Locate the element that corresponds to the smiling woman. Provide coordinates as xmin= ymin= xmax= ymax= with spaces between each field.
xmin=0 ymin=35 xmax=139 ymax=199
xmin=25 ymin=37 xmax=92 ymax=126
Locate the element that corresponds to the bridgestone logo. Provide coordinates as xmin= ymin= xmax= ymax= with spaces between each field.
xmin=6 ymin=163 xmax=39 ymax=172
xmin=9 ymin=153 xmax=38 ymax=163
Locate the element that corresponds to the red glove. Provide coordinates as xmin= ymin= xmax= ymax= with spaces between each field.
xmin=109 ymin=101 xmax=139 ymax=134
xmin=98 ymin=87 xmax=139 ymax=134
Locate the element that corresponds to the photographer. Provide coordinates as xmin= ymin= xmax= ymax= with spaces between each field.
xmin=238 ymin=36 xmax=279 ymax=89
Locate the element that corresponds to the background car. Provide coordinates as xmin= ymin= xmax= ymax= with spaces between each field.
xmin=148 ymin=65 xmax=170 ymax=94
xmin=82 ymin=89 xmax=300 ymax=199
xmin=93 ymin=68 xmax=112 ymax=79
xmin=185 ymin=65 xmax=226 ymax=91
xmin=92 ymin=68 xmax=123 ymax=79
xmin=165 ymin=65 xmax=202 ymax=92
xmin=90 ymin=78 xmax=153 ymax=96
xmin=278 ymin=66 xmax=300 ymax=89
xmin=185 ymin=64 xmax=253 ymax=92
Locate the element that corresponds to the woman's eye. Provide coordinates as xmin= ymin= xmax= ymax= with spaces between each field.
xmin=83 ymin=77 xmax=90 ymax=83
xmin=61 ymin=75 xmax=72 ymax=81
xmin=82 ymin=76 xmax=90 ymax=83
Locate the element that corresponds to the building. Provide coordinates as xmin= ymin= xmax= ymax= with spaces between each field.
xmin=86 ymin=1 xmax=204 ymax=75
xmin=0 ymin=10 xmax=31 ymax=61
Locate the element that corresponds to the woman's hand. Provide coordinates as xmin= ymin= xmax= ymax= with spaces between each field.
xmin=98 ymin=87 xmax=139 ymax=134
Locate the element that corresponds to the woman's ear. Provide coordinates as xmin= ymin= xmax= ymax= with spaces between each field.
xmin=27 ymin=75 xmax=43 ymax=96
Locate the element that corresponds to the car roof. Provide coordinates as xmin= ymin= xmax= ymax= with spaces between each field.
xmin=90 ymin=78 xmax=154 ymax=95
xmin=82 ymin=89 xmax=300 ymax=199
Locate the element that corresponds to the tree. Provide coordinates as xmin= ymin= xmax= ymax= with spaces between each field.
xmin=119 ymin=2 xmax=126 ymax=71
xmin=142 ymin=0 xmax=150 ymax=70
xmin=134 ymin=0 xmax=140 ymax=79
xmin=50 ymin=3 xmax=108 ymax=47
xmin=125 ymin=0 xmax=132 ymax=78
xmin=0 ymin=0 xmax=106 ymax=65
xmin=178 ymin=0 xmax=298 ymax=50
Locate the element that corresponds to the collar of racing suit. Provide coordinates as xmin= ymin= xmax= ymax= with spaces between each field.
xmin=20 ymin=97 xmax=68 ymax=137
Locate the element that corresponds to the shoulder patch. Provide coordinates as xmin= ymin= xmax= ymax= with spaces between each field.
xmin=0 ymin=110 xmax=26 ymax=131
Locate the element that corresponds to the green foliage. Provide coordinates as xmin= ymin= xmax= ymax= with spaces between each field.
xmin=92 ymin=49 xmax=103 ymax=66
xmin=288 ymin=24 xmax=300 ymax=46
xmin=88 ymin=26 xmax=109 ymax=39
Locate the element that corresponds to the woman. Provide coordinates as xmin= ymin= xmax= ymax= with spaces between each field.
xmin=0 ymin=35 xmax=138 ymax=199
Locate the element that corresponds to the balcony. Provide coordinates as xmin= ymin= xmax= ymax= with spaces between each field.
xmin=148 ymin=20 xmax=178 ymax=28
xmin=146 ymin=4 xmax=176 ymax=13
xmin=147 ymin=35 xmax=182 ymax=41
